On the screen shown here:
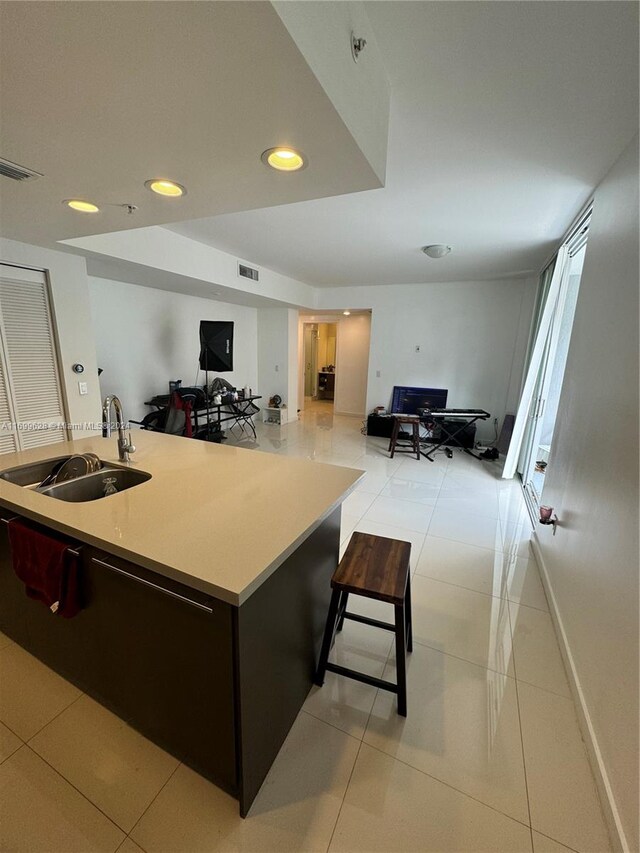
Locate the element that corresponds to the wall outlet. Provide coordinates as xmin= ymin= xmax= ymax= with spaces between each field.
xmin=275 ymin=364 xmax=279 ymax=372
xmin=415 ymin=345 xmax=421 ymax=353
xmin=376 ymin=370 xmax=381 ymax=378
xmin=78 ymin=381 xmax=88 ymax=396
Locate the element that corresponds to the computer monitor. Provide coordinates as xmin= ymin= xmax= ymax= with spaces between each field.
xmin=390 ymin=385 xmax=448 ymax=415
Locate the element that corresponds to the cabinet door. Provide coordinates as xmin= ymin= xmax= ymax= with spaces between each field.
xmin=84 ymin=550 xmax=238 ymax=795
xmin=0 ymin=511 xmax=29 ymax=645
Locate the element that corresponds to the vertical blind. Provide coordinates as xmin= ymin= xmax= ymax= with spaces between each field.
xmin=0 ymin=264 xmax=67 ymax=452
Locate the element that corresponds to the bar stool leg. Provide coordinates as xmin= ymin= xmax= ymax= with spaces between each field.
xmin=394 ymin=601 xmax=408 ymax=716
xmin=412 ymin=421 xmax=420 ymax=460
xmin=336 ymin=591 xmax=349 ymax=632
xmin=389 ymin=419 xmax=400 ymax=457
xmin=315 ymin=588 xmax=342 ymax=686
xmin=405 ymin=574 xmax=413 ymax=653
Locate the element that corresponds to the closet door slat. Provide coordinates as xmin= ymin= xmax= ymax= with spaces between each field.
xmin=0 ymin=270 xmax=67 ymax=452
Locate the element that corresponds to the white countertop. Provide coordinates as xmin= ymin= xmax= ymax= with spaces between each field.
xmin=0 ymin=432 xmax=362 ymax=605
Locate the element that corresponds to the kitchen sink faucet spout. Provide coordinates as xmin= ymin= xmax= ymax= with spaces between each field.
xmin=102 ymin=395 xmax=135 ymax=462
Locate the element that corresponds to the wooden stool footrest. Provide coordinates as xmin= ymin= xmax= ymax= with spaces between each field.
xmin=325 ymin=663 xmax=398 ymax=694
xmin=342 ymin=611 xmax=395 ymax=633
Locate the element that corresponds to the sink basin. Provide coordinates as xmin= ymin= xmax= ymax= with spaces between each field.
xmin=0 ymin=456 xmax=74 ymax=488
xmin=38 ymin=467 xmax=152 ymax=502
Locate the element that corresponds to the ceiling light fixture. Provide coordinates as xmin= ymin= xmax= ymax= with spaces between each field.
xmin=261 ymin=147 xmax=306 ymax=172
xmin=145 ymin=179 xmax=186 ymax=197
xmin=64 ymin=199 xmax=100 ymax=213
xmin=422 ymin=244 xmax=452 ymax=259
xmin=343 ymin=310 xmax=351 ymax=316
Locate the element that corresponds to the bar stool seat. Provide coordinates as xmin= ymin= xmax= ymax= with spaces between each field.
xmin=315 ymin=532 xmax=413 ymax=716
xmin=388 ymin=415 xmax=421 ymax=460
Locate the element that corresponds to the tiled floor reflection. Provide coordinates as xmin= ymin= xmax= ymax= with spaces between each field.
xmin=0 ymin=407 xmax=611 ymax=852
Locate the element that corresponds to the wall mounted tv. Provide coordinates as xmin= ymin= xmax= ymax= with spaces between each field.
xmin=199 ymin=321 xmax=234 ymax=372
xmin=390 ymin=386 xmax=448 ymax=415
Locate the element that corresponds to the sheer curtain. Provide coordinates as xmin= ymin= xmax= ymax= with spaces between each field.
xmin=502 ymin=245 xmax=569 ymax=479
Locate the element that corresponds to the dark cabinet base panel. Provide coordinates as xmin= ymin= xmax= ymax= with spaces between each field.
xmin=0 ymin=507 xmax=340 ymax=816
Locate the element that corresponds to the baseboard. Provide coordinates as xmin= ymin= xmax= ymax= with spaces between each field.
xmin=333 ymin=410 xmax=364 ymax=418
xmin=529 ymin=534 xmax=630 ymax=853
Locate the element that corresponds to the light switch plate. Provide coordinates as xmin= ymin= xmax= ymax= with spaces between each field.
xmin=78 ymin=381 xmax=88 ymax=395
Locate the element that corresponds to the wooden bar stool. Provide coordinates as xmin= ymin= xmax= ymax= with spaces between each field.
xmin=388 ymin=415 xmax=421 ymax=460
xmin=315 ymin=532 xmax=413 ymax=716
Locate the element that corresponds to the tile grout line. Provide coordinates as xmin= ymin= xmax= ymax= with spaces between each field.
xmin=362 ymin=739 xmax=534 ymax=833
xmin=125 ymin=760 xmax=182 ymax=849
xmin=23 ymin=689 xmax=85 ymax=744
xmin=411 ymin=567 xmax=551 ymax=614
xmin=21 ymin=742 xmax=127 ymax=838
xmin=507 ymin=594 xmax=536 ymax=853
xmin=330 ymin=608 xmax=536 ymax=837
xmin=324 ymin=585 xmax=396 ymax=852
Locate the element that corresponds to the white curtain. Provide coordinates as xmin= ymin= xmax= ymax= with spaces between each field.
xmin=502 ymin=246 xmax=569 ymax=479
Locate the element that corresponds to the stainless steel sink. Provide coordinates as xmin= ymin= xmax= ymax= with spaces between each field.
xmin=0 ymin=456 xmax=73 ymax=488
xmin=38 ymin=467 xmax=152 ymax=502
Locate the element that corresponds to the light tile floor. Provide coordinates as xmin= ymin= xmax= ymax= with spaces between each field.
xmin=0 ymin=406 xmax=612 ymax=853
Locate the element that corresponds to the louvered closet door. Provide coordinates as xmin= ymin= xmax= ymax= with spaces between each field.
xmin=0 ymin=354 xmax=18 ymax=455
xmin=0 ymin=264 xmax=68 ymax=451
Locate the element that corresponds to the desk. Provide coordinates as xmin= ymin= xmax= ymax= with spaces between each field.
xmin=144 ymin=395 xmax=262 ymax=440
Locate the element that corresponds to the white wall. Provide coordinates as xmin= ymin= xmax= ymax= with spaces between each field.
xmin=257 ymin=307 xmax=298 ymax=421
xmin=88 ymin=277 xmax=258 ymax=424
xmin=0 ymin=238 xmax=101 ymax=438
xmin=316 ymin=278 xmax=537 ymax=439
xmin=272 ymin=0 xmax=390 ymax=184
xmin=532 ymin=136 xmax=639 ymax=853
xmin=334 ymin=313 xmax=371 ymax=416
xmin=69 ymin=226 xmax=318 ymax=309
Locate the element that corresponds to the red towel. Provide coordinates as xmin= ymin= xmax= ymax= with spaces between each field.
xmin=7 ymin=519 xmax=82 ymax=618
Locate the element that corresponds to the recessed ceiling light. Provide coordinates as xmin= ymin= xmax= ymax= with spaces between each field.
xmin=261 ymin=147 xmax=306 ymax=172
xmin=343 ymin=310 xmax=351 ymax=316
xmin=64 ymin=199 xmax=100 ymax=213
xmin=145 ymin=179 xmax=186 ymax=197
xmin=422 ymin=244 xmax=452 ymax=259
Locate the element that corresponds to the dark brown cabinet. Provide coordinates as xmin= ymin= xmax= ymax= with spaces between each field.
xmin=0 ymin=505 xmax=340 ymax=815
xmin=317 ymin=371 xmax=335 ymax=400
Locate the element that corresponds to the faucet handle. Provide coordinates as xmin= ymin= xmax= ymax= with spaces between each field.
xmin=126 ymin=432 xmax=136 ymax=454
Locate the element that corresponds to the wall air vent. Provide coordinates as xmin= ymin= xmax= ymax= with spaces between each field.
xmin=0 ymin=157 xmax=43 ymax=182
xmin=238 ymin=262 xmax=259 ymax=282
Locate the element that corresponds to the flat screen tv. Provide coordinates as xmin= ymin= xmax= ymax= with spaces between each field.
xmin=199 ymin=321 xmax=234 ymax=372
xmin=390 ymin=386 xmax=448 ymax=415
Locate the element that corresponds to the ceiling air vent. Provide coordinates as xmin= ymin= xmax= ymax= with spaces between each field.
xmin=0 ymin=157 xmax=43 ymax=182
xmin=238 ymin=262 xmax=259 ymax=282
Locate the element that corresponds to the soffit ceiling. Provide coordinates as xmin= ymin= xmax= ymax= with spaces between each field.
xmin=167 ymin=1 xmax=639 ymax=286
xmin=0 ymin=1 xmax=381 ymax=248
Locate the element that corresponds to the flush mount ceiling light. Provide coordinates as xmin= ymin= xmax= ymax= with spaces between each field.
xmin=261 ymin=147 xmax=306 ymax=172
xmin=145 ymin=179 xmax=186 ymax=197
xmin=343 ymin=310 xmax=351 ymax=316
xmin=63 ymin=199 xmax=100 ymax=213
xmin=422 ymin=244 xmax=452 ymax=259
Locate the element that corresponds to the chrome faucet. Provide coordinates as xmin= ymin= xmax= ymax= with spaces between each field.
xmin=102 ymin=395 xmax=136 ymax=462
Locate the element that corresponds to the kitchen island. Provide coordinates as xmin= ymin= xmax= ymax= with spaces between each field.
xmin=0 ymin=431 xmax=362 ymax=815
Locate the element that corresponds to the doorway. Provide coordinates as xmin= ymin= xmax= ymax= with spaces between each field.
xmin=303 ymin=322 xmax=336 ymax=411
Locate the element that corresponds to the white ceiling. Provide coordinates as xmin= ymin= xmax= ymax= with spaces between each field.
xmin=167 ymin=1 xmax=639 ymax=286
xmin=0 ymin=2 xmax=382 ymax=248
